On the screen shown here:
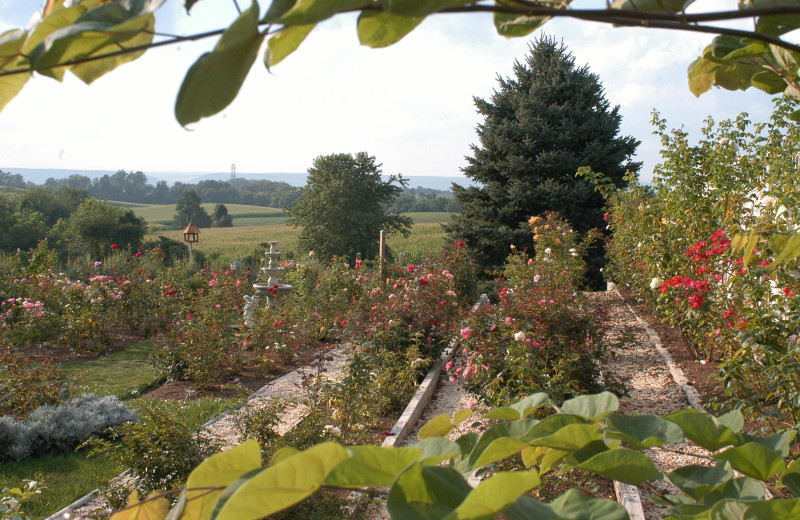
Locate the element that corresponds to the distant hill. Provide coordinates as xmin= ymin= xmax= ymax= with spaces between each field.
xmin=2 ymin=167 xmax=473 ymax=192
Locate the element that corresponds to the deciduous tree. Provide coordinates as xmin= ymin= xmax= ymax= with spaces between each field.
xmin=173 ymin=190 xmax=212 ymax=229
xmin=286 ymin=152 xmax=411 ymax=262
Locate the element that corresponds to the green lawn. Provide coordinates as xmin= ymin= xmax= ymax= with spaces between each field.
xmin=59 ymin=341 xmax=162 ymax=400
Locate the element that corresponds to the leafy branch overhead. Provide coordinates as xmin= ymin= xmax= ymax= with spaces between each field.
xmin=4 ymin=0 xmax=800 ymax=124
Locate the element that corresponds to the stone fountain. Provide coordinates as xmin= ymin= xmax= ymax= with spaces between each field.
xmin=243 ymin=241 xmax=293 ymax=324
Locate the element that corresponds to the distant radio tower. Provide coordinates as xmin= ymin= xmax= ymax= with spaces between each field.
xmin=231 ymin=163 xmax=236 ymax=180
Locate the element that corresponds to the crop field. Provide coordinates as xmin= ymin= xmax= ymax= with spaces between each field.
xmin=146 ymin=212 xmax=454 ymax=264
xmin=117 ymin=202 xmax=287 ymax=229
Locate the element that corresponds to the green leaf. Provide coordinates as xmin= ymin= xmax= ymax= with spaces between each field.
xmin=742 ymin=230 xmax=760 ymax=268
xmin=751 ymin=70 xmax=788 ymax=95
xmin=714 ymin=442 xmax=786 ymax=481
xmin=262 ymin=0 xmax=297 ymax=23
xmin=741 ymin=498 xmax=800 ymax=518
xmin=406 ymin=437 xmax=462 ymax=465
xmin=510 ymin=393 xmax=556 ymax=418
xmin=525 ymin=414 xmax=588 ymax=440
xmin=506 ymin=489 xmax=629 ymax=520
xmin=278 ymin=0 xmax=367 ymax=25
xmin=539 ymin=448 xmax=569 ymax=474
xmin=325 ymin=446 xmax=422 ymax=488
xmin=701 ymin=477 xmax=766 ymax=505
xmin=357 ymin=11 xmax=423 ymax=48
xmin=264 ymin=23 xmax=315 ymax=69
xmin=687 ymin=45 xmax=763 ymax=97
xmin=454 ymin=408 xmax=472 ymax=426
xmin=182 ymin=439 xmax=261 ymax=520
xmin=451 ymin=433 xmax=480 ymax=476
xmin=778 ymin=459 xmax=800 ymax=496
xmin=529 ymin=423 xmax=604 ymax=451
xmin=472 ymin=437 xmax=529 ymax=469
xmin=559 ymin=392 xmax=619 ymax=419
xmin=605 ymin=413 xmax=685 ymax=449
xmin=751 ymin=0 xmax=800 ymax=36
xmin=0 ymin=29 xmax=27 ymax=65
xmin=708 ymin=499 xmax=750 ymax=520
xmin=0 ymin=29 xmax=30 ymax=111
xmin=270 ymin=446 xmax=300 ymax=465
xmin=664 ymin=408 xmax=738 ymax=451
xmin=576 ymin=448 xmax=661 ymax=486
xmin=716 ymin=410 xmax=744 ymax=434
xmin=442 ymin=470 xmax=540 ymax=520
xmin=482 ymin=407 xmax=522 ymax=421
xmin=611 ymin=0 xmax=695 ymax=12
xmin=768 ymin=232 xmax=800 ymax=269
xmin=419 ymin=413 xmax=454 ymax=439
xmin=175 ymin=1 xmax=264 ymax=126
xmin=21 ymin=4 xmax=86 ymax=57
xmin=213 ymin=442 xmax=348 ymax=520
xmin=738 ymin=430 xmax=795 ymax=458
xmin=111 ymin=491 xmax=169 ymax=520
xmin=520 ymin=445 xmax=546 ymax=468
xmin=493 ymin=0 xmax=549 ymax=38
xmin=183 ymin=0 xmax=202 ymax=13
xmin=386 ymin=0 xmax=473 ymax=16
xmin=387 ymin=463 xmax=472 ymax=520
xmin=466 ymin=419 xmax=539 ymax=469
xmin=70 ymin=14 xmax=155 ymax=84
xmin=666 ymin=463 xmax=734 ymax=500
xmin=0 ymin=58 xmax=30 ymax=113
xmin=709 ymin=35 xmax=767 ymax=61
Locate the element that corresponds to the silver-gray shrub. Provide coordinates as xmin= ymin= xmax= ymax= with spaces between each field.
xmin=0 ymin=393 xmax=138 ymax=461
xmin=0 ymin=416 xmax=35 ymax=462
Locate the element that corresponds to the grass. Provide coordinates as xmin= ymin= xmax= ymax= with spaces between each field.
xmin=0 ymin=397 xmax=241 ymax=519
xmin=59 ymin=341 xmax=162 ymax=400
xmin=0 ymin=451 xmax=124 ymax=519
xmin=145 ymin=212 xmax=454 ymax=265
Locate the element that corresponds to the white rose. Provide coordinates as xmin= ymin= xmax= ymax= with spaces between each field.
xmin=514 ymin=331 xmax=526 ymax=342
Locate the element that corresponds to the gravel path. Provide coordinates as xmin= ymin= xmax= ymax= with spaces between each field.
xmin=589 ymin=290 xmax=713 ymax=519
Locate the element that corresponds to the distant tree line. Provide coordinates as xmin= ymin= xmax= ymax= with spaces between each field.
xmin=384 ymin=187 xmax=460 ymax=213
xmin=0 ymin=169 xmax=460 ymax=212
xmin=4 ymin=169 xmax=302 ymax=208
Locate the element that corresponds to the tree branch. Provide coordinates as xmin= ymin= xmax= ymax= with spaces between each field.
xmin=4 ymin=3 xmax=800 ymax=79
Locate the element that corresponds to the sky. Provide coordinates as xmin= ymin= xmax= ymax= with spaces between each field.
xmin=0 ymin=1 xmax=780 ymax=184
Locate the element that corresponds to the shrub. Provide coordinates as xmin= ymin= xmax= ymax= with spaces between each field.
xmin=0 ymin=416 xmax=34 ymax=463
xmin=91 ymin=402 xmax=217 ymax=496
xmin=0 ymin=394 xmax=135 ymax=462
xmin=27 ymin=394 xmax=137 ymax=456
xmin=449 ymin=215 xmax=606 ymax=406
xmin=0 ymin=355 xmax=69 ymax=419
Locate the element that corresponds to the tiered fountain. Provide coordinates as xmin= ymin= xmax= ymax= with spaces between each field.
xmin=253 ymin=241 xmax=293 ymax=306
xmin=243 ymin=241 xmax=293 ymax=325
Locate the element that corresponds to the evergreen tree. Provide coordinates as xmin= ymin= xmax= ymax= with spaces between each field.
xmin=445 ymin=35 xmax=640 ymax=287
xmin=172 ymin=190 xmax=212 ymax=229
xmin=286 ymin=152 xmax=411 ymax=262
